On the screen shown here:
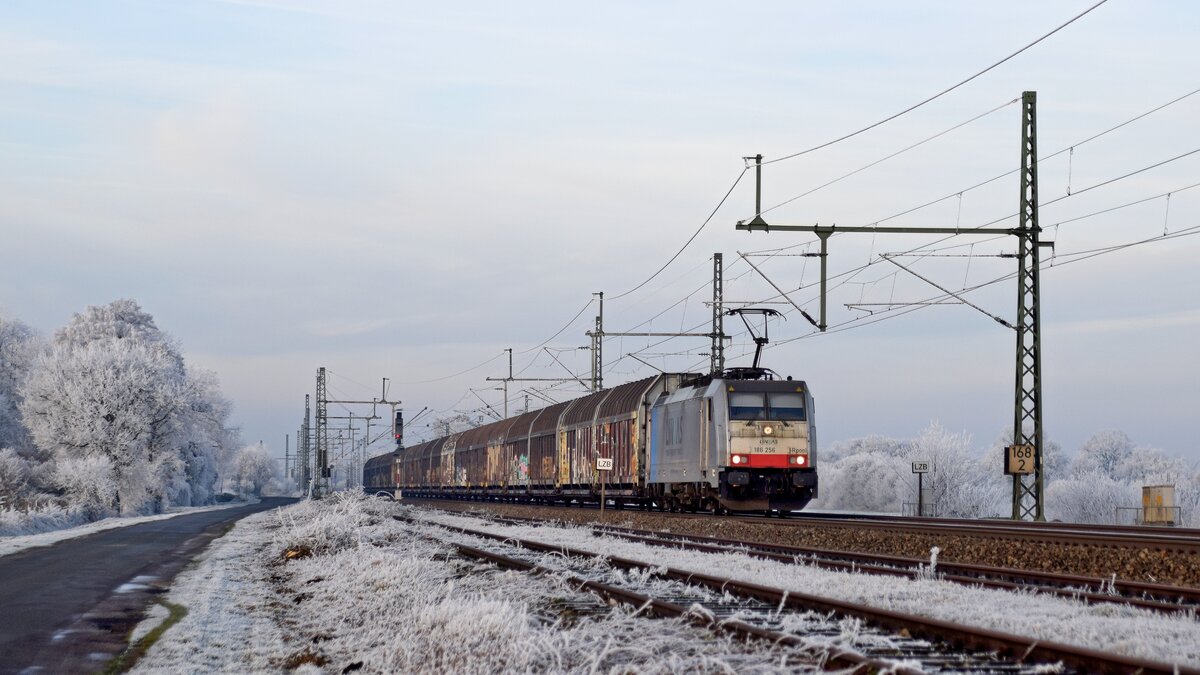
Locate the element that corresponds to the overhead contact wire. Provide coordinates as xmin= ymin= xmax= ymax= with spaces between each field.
xmin=609 ymin=167 xmax=747 ymax=301
xmin=761 ymin=0 xmax=1108 ymax=166
xmin=761 ymin=97 xmax=1019 ymax=215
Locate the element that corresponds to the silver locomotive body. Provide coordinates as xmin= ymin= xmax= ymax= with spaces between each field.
xmin=648 ymin=376 xmax=817 ymax=512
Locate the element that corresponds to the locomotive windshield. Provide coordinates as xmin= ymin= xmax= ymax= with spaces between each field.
xmin=728 ymin=392 xmax=806 ymax=421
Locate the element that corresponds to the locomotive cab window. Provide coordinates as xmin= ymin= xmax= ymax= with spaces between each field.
xmin=729 ymin=392 xmax=767 ymax=420
xmin=769 ymin=393 xmax=806 ymax=421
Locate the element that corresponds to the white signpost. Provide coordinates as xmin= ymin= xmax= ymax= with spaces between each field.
xmin=596 ymin=457 xmax=613 ymax=515
xmin=912 ymin=460 xmax=931 ymax=517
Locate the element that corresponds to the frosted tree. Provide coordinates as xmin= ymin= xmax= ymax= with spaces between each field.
xmin=824 ymin=435 xmax=910 ymax=463
xmin=164 ymin=369 xmax=237 ymax=506
xmin=1046 ymin=471 xmax=1139 ymax=524
xmin=0 ymin=316 xmax=41 ymax=457
xmin=18 ymin=300 xmax=236 ymax=516
xmin=908 ymin=423 xmax=1005 ymax=518
xmin=232 ymin=444 xmax=276 ymax=497
xmin=1116 ymin=446 xmax=1189 ymax=485
xmin=1072 ymin=430 xmax=1135 ymax=479
xmin=54 ymin=455 xmax=119 ymax=520
xmin=21 ymin=339 xmax=186 ymax=514
xmin=817 ymin=450 xmax=908 ymax=513
xmin=53 ymin=299 xmax=177 ymax=356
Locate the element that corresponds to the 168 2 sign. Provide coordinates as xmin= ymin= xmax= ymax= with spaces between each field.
xmin=1006 ymin=444 xmax=1036 ymax=475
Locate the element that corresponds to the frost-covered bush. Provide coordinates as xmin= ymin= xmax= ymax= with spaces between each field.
xmin=0 ymin=500 xmax=90 ymax=537
xmin=0 ymin=447 xmax=35 ymax=508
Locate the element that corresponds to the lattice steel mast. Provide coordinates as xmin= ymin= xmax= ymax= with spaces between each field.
xmin=315 ymin=368 xmax=329 ymax=497
xmin=734 ymin=91 xmax=1048 ymax=520
xmin=1012 ymin=91 xmax=1045 ymax=521
xmin=711 ymin=253 xmax=725 ymax=375
xmin=299 ymin=394 xmax=311 ymax=495
xmin=590 ymin=254 xmax=729 ymax=379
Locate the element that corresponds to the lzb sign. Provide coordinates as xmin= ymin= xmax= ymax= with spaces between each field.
xmin=911 ymin=461 xmax=931 ymax=474
xmin=596 ymin=457 xmax=614 ymax=471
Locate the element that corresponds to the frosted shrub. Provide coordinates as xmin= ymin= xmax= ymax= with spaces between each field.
xmin=0 ymin=448 xmax=34 ymax=508
xmin=272 ymin=489 xmax=385 ymax=557
xmin=55 ymin=455 xmax=118 ymax=520
xmin=0 ymin=501 xmax=89 ymax=537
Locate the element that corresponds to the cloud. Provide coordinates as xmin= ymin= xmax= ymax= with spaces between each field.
xmin=303 ymin=319 xmax=393 ymax=338
xmin=1050 ymin=309 xmax=1200 ymax=336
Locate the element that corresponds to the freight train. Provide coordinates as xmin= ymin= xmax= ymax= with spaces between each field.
xmin=363 ymin=367 xmax=818 ymax=513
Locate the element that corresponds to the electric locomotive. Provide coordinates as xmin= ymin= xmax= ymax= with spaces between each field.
xmin=364 ymin=309 xmax=817 ymax=512
xmin=648 ymin=367 xmax=817 ymax=512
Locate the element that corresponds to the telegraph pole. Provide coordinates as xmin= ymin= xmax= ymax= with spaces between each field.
xmin=734 ymin=91 xmax=1049 ymax=520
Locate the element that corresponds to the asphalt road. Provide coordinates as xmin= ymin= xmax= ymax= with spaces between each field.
xmin=0 ymin=497 xmax=295 ymax=674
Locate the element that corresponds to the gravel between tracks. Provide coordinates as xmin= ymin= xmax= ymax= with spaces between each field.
xmin=406 ymin=499 xmax=1200 ymax=588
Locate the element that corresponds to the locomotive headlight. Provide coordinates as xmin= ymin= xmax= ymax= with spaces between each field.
xmin=762 ymin=425 xmax=774 ymax=435
xmin=731 ymin=455 xmax=742 ymax=464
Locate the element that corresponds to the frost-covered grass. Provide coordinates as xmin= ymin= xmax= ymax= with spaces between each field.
xmin=134 ymin=493 xmax=838 ymax=674
xmin=0 ymin=502 xmax=90 ymax=538
xmin=0 ymin=500 xmax=252 ymax=557
xmin=131 ymin=495 xmax=1200 ymax=673
xmin=421 ymin=508 xmax=1200 ymax=668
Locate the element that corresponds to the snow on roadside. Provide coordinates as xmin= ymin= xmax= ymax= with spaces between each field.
xmin=421 ymin=508 xmax=1200 ymax=668
xmin=133 ymin=493 xmax=853 ymax=674
xmin=0 ymin=500 xmax=256 ymax=558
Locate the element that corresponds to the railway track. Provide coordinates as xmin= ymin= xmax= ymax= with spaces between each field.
xmin=400 ymin=497 xmax=1200 ymax=589
xmin=400 ymin=512 xmax=1197 ymax=673
xmin=764 ymin=512 xmax=1200 ymax=554
xmin=400 ymin=496 xmax=1200 ymax=553
xmin=480 ymin=513 xmax=1200 ymax=614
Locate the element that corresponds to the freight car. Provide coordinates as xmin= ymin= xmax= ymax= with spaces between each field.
xmin=363 ymin=369 xmax=817 ymax=512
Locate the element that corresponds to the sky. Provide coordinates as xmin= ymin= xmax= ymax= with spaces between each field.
xmin=1 ymin=1 xmax=1197 ymax=466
